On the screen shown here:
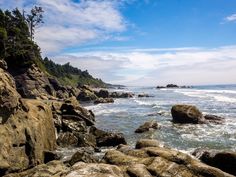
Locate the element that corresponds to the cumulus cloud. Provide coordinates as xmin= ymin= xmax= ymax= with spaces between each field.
xmin=52 ymin=46 xmax=236 ymax=86
xmin=1 ymin=0 xmax=128 ymax=54
xmin=225 ymin=13 xmax=236 ymax=22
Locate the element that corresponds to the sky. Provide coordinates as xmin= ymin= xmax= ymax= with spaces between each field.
xmin=1 ymin=0 xmax=236 ymax=86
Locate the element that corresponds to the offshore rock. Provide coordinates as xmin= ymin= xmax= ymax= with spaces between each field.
xmin=135 ymin=120 xmax=160 ymax=133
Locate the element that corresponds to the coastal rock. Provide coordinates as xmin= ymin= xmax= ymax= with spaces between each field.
xmin=65 ymin=162 xmax=123 ymax=177
xmin=13 ymin=64 xmax=56 ymax=98
xmin=104 ymin=140 xmax=233 ymax=177
xmin=95 ymin=89 xmax=109 ymax=98
xmin=77 ymin=89 xmax=98 ymax=101
xmin=0 ymin=99 xmax=56 ymax=175
xmin=3 ymin=160 xmax=69 ymax=177
xmin=43 ymin=151 xmax=61 ymax=163
xmin=171 ymin=104 xmax=204 ymax=124
xmin=135 ymin=139 xmax=162 ymax=149
xmin=110 ymin=92 xmax=134 ymax=98
xmin=135 ymin=120 xmax=160 ymax=133
xmin=204 ymin=114 xmax=225 ymax=124
xmin=0 ymin=59 xmax=7 ymax=70
xmin=57 ymin=132 xmax=78 ymax=147
xmin=94 ymin=98 xmax=114 ymax=104
xmin=166 ymin=84 xmax=179 ymax=88
xmin=90 ymin=127 xmax=127 ymax=147
xmin=138 ymin=93 xmax=152 ymax=97
xmin=194 ymin=149 xmax=236 ymax=176
xmin=0 ymin=67 xmax=20 ymax=123
xmin=68 ymin=149 xmax=98 ymax=166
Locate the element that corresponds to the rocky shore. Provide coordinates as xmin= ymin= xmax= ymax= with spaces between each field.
xmin=1 ymin=59 xmax=236 ymax=177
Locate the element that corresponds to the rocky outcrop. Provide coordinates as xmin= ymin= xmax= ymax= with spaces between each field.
xmin=110 ymin=92 xmax=134 ymax=98
xmin=138 ymin=93 xmax=152 ymax=97
xmin=4 ymin=139 xmax=234 ymax=177
xmin=135 ymin=120 xmax=160 ymax=133
xmin=193 ymin=149 xmax=236 ymax=176
xmin=94 ymin=98 xmax=114 ymax=104
xmin=95 ymin=89 xmax=109 ymax=98
xmin=0 ymin=99 xmax=56 ymax=175
xmin=103 ymin=139 xmax=233 ymax=177
xmin=0 ymin=67 xmax=21 ymax=124
xmin=171 ymin=104 xmax=225 ymax=124
xmin=171 ymin=104 xmax=204 ymax=124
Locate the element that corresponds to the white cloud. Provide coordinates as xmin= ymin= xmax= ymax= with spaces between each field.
xmin=1 ymin=0 xmax=128 ymax=54
xmin=225 ymin=13 xmax=236 ymax=22
xmin=51 ymin=45 xmax=236 ymax=86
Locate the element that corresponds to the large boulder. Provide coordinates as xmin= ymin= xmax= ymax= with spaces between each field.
xmin=0 ymin=68 xmax=21 ymax=123
xmin=171 ymin=104 xmax=204 ymax=124
xmin=0 ymin=99 xmax=56 ymax=175
xmin=135 ymin=120 xmax=160 ymax=133
xmin=193 ymin=149 xmax=236 ymax=176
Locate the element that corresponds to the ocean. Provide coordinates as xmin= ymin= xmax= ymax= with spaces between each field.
xmin=85 ymin=84 xmax=236 ymax=154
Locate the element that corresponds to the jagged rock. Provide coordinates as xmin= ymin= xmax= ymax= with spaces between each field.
xmin=138 ymin=93 xmax=152 ymax=98
xmin=171 ymin=104 xmax=204 ymax=124
xmin=135 ymin=120 xmax=160 ymax=133
xmin=204 ymin=114 xmax=225 ymax=124
xmin=65 ymin=162 xmax=123 ymax=177
xmin=193 ymin=149 xmax=236 ymax=176
xmin=110 ymin=92 xmax=134 ymax=98
xmin=3 ymin=160 xmax=69 ymax=177
xmin=76 ymin=133 xmax=97 ymax=148
xmin=57 ymin=132 xmax=78 ymax=147
xmin=13 ymin=64 xmax=56 ymax=98
xmin=0 ymin=59 xmax=7 ymax=70
xmin=0 ymin=68 xmax=20 ymax=124
xmin=68 ymin=149 xmax=98 ymax=166
xmin=0 ymin=99 xmax=56 ymax=175
xmin=77 ymin=87 xmax=98 ymax=101
xmin=96 ymin=89 xmax=109 ymax=98
xmin=90 ymin=127 xmax=127 ymax=147
xmin=166 ymin=84 xmax=179 ymax=88
xmin=43 ymin=151 xmax=61 ymax=163
xmin=135 ymin=139 xmax=162 ymax=149
xmin=94 ymin=98 xmax=114 ymax=104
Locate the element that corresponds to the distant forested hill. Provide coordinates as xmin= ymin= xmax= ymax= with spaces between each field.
xmin=43 ymin=57 xmax=107 ymax=87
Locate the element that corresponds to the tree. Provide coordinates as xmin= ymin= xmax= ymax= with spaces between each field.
xmin=26 ymin=6 xmax=44 ymax=41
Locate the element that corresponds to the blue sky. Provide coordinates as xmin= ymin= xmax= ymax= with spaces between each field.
xmin=1 ymin=0 xmax=236 ymax=85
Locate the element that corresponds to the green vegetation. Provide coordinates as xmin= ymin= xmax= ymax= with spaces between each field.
xmin=0 ymin=7 xmax=108 ymax=87
xmin=43 ymin=57 xmax=107 ymax=87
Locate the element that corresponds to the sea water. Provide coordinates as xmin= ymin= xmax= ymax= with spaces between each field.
xmin=85 ymin=85 xmax=236 ymax=153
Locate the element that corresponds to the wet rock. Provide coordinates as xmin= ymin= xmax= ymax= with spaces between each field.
xmin=110 ymin=92 xmax=134 ymax=98
xmin=44 ymin=151 xmax=61 ymax=163
xmin=171 ymin=104 xmax=204 ymax=124
xmin=135 ymin=139 xmax=161 ymax=149
xmin=57 ymin=132 xmax=78 ymax=147
xmin=166 ymin=84 xmax=179 ymax=88
xmin=94 ymin=98 xmax=114 ymax=104
xmin=96 ymin=89 xmax=109 ymax=98
xmin=68 ymin=149 xmax=98 ymax=166
xmin=138 ymin=93 xmax=153 ymax=98
xmin=77 ymin=87 xmax=98 ymax=101
xmin=76 ymin=133 xmax=97 ymax=148
xmin=90 ymin=127 xmax=127 ymax=147
xmin=204 ymin=114 xmax=225 ymax=124
xmin=194 ymin=150 xmax=236 ymax=176
xmin=135 ymin=120 xmax=160 ymax=133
